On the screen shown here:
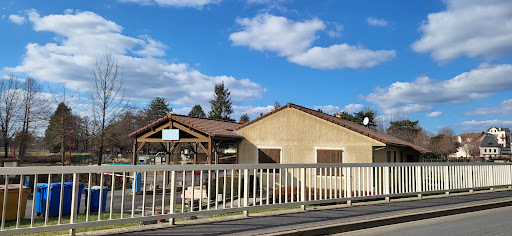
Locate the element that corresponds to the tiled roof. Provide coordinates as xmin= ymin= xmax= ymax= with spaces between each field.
xmin=129 ymin=114 xmax=242 ymax=139
xmin=480 ymin=135 xmax=501 ymax=147
xmin=237 ymin=103 xmax=431 ymax=154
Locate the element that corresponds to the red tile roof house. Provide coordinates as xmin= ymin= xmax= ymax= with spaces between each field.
xmin=129 ymin=103 xmax=429 ymax=165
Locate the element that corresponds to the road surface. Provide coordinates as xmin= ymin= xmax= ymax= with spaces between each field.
xmin=337 ymin=205 xmax=512 ymax=236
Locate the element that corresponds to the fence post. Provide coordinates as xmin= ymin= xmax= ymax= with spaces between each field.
xmin=243 ymin=169 xmax=249 ymax=217
xmin=444 ymin=166 xmax=450 ymax=195
xmin=69 ymin=173 xmax=79 ymax=236
xmin=509 ymin=165 xmax=512 ymax=190
xmin=384 ymin=166 xmax=390 ymax=202
xmin=469 ymin=165 xmax=474 ymax=193
xmin=490 ymin=165 xmax=495 ymax=191
xmin=346 ymin=167 xmax=352 ymax=206
xmin=301 ymin=168 xmax=306 ymax=211
xmin=170 ymin=171 xmax=176 ymax=225
xmin=416 ymin=166 xmax=422 ymax=198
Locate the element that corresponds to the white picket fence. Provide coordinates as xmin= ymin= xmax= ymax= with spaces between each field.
xmin=1 ymin=162 xmax=511 ymax=235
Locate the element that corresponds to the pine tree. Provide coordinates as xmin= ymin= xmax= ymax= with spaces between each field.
xmin=189 ymin=104 xmax=206 ymax=118
xmin=239 ymin=113 xmax=250 ymax=123
xmin=44 ymin=102 xmax=76 ymax=164
xmin=208 ymin=82 xmax=234 ymax=121
xmin=146 ymin=97 xmax=172 ymax=121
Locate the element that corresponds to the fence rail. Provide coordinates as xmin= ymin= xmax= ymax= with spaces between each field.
xmin=1 ymin=162 xmax=511 ymax=236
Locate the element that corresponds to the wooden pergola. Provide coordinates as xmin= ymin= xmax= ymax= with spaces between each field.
xmin=129 ymin=114 xmax=242 ymax=165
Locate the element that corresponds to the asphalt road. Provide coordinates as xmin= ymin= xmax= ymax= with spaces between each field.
xmin=337 ymin=205 xmax=512 ymax=236
xmin=113 ymin=190 xmax=512 ymax=235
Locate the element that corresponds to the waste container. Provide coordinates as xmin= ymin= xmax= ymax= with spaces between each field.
xmin=35 ymin=182 xmax=84 ymax=217
xmin=84 ymin=186 xmax=109 ymax=212
xmin=0 ymin=184 xmax=30 ymax=221
xmin=132 ymin=172 xmax=141 ymax=193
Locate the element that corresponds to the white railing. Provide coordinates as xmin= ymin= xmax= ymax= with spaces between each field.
xmin=1 ymin=163 xmax=511 ymax=235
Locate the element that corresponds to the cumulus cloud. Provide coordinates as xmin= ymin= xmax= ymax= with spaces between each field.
xmin=458 ymin=119 xmax=512 ymax=132
xmin=229 ymin=13 xmax=395 ymax=70
xmin=312 ymin=104 xmax=365 ymax=115
xmin=3 ymin=10 xmax=265 ymax=108
xmin=289 ymin=44 xmax=395 ymax=69
xmin=233 ymin=105 xmax=274 ymax=117
xmin=366 ymin=64 xmax=512 ymax=113
xmin=118 ymin=0 xmax=220 ymax=8
xmin=412 ymin=0 xmax=512 ymax=61
xmin=367 ymin=17 xmax=388 ymax=27
xmin=8 ymin=14 xmax=26 ymax=25
xmin=469 ymin=99 xmax=512 ymax=116
xmin=230 ymin=14 xmax=325 ymax=57
xmin=427 ymin=111 xmax=443 ymax=117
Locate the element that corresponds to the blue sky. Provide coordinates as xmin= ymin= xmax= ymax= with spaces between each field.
xmin=1 ymin=0 xmax=512 ymax=135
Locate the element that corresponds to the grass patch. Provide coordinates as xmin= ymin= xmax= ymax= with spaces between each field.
xmin=4 ymin=212 xmax=139 ymax=236
xmin=210 ymin=205 xmax=301 ymax=218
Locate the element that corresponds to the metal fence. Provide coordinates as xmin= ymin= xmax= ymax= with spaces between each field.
xmin=1 ymin=162 xmax=511 ymax=236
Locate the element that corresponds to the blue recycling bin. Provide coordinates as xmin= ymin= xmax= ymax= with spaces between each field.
xmin=35 ymin=182 xmax=84 ymax=217
xmin=132 ymin=172 xmax=141 ymax=193
xmin=84 ymin=186 xmax=109 ymax=212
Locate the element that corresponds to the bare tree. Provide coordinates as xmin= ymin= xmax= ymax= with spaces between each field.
xmin=90 ymin=51 xmax=128 ymax=165
xmin=0 ymin=76 xmax=22 ymax=158
xmin=19 ymin=77 xmax=48 ymax=160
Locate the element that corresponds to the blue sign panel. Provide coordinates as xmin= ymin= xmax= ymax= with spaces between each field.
xmin=162 ymin=129 xmax=179 ymax=140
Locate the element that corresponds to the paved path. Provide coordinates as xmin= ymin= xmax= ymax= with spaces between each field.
xmin=338 ymin=205 xmax=512 ymax=236
xmin=105 ymin=190 xmax=512 ymax=236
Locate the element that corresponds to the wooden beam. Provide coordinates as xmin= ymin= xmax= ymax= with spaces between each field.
xmin=173 ymin=122 xmax=208 ymax=140
xmin=138 ymin=123 xmax=170 ymax=139
xmin=139 ymin=138 xmax=209 ymax=143
xmin=136 ymin=141 xmax=147 ymax=153
xmin=197 ymin=142 xmax=208 ymax=155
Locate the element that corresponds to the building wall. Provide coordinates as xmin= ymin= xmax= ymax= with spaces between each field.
xmin=373 ymin=146 xmax=421 ymax=163
xmin=236 ymin=108 xmax=388 ymax=164
xmin=479 ymin=146 xmax=501 ymax=159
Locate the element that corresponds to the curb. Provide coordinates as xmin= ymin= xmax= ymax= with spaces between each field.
xmin=268 ymin=199 xmax=512 ymax=236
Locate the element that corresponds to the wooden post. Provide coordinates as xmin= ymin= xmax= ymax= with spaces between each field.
xmin=208 ymin=139 xmax=212 ymax=164
xmin=132 ymin=139 xmax=137 ymax=165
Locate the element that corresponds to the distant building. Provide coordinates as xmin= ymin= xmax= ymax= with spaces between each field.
xmin=479 ymin=135 xmax=502 ymax=160
xmin=487 ymin=127 xmax=511 ymax=148
xmin=453 ymin=133 xmax=483 ymax=159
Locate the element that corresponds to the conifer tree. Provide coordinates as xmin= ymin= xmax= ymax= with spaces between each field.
xmin=208 ymin=82 xmax=234 ymax=121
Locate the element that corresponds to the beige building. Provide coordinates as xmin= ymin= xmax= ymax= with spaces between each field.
xmin=236 ymin=104 xmax=429 ymax=165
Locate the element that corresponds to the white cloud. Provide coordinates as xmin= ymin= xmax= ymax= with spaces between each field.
xmin=366 ymin=64 xmax=512 ymax=113
xmin=470 ymin=99 xmax=512 ymax=116
xmin=427 ymin=111 xmax=443 ymax=117
xmin=118 ymin=0 xmax=220 ymax=8
xmin=313 ymin=105 xmax=340 ymax=114
xmin=458 ymin=119 xmax=512 ymax=132
xmin=412 ymin=0 xmax=512 ymax=61
xmin=3 ymin=10 xmax=265 ymax=108
xmin=172 ymin=106 xmax=192 ymax=115
xmin=289 ymin=44 xmax=395 ymax=70
xmin=367 ymin=17 xmax=388 ymax=27
xmin=312 ymin=104 xmax=365 ymax=115
xmin=8 ymin=14 xmax=26 ymax=25
xmin=230 ymin=14 xmax=325 ymax=57
xmin=229 ymin=13 xmax=395 ymax=70
xmin=233 ymin=105 xmax=273 ymax=117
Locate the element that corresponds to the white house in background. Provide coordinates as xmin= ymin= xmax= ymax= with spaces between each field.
xmin=454 ymin=133 xmax=483 ymax=159
xmin=479 ymin=135 xmax=502 ymax=160
xmin=487 ymin=127 xmax=511 ymax=148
